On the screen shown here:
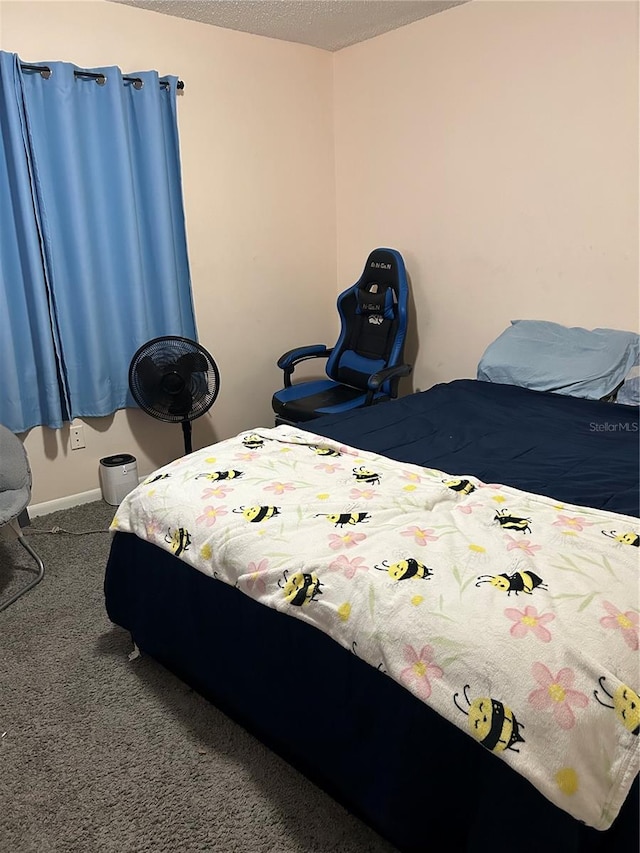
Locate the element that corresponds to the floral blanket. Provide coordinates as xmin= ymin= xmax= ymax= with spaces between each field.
xmin=111 ymin=425 xmax=640 ymax=830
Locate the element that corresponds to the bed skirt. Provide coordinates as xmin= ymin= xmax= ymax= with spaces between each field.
xmin=105 ymin=530 xmax=639 ymax=853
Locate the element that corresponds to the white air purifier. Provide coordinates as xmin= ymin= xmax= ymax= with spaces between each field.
xmin=99 ymin=453 xmax=138 ymax=506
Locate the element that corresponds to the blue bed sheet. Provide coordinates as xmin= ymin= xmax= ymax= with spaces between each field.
xmin=308 ymin=379 xmax=639 ymax=518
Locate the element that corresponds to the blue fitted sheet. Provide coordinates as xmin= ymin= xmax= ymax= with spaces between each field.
xmin=308 ymin=379 xmax=639 ymax=518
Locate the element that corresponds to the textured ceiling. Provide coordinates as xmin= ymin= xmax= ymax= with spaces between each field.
xmin=109 ymin=0 xmax=468 ymax=52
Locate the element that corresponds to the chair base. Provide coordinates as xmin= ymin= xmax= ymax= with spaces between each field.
xmin=0 ymin=520 xmax=45 ymax=612
xmin=275 ymin=415 xmax=298 ymax=428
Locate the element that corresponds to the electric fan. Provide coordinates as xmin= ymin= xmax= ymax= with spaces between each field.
xmin=128 ymin=336 xmax=220 ymax=455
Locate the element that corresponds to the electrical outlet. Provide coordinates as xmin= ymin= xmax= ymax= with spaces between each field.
xmin=70 ymin=424 xmax=85 ymax=450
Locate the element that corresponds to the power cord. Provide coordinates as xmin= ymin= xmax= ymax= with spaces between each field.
xmin=24 ymin=526 xmax=111 ymax=536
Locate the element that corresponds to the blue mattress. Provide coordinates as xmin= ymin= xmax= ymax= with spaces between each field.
xmin=105 ymin=379 xmax=639 ymax=853
xmin=309 ymin=379 xmax=639 ymax=517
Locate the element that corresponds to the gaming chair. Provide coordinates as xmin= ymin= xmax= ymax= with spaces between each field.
xmin=272 ymin=247 xmax=411 ymax=427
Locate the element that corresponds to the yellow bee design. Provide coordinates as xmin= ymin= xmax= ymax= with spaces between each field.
xmin=310 ymin=445 xmax=341 ymax=457
xmin=278 ymin=570 xmax=323 ymax=606
xmin=353 ymin=466 xmax=381 ymax=485
xmin=196 ymin=469 xmax=243 ymax=481
xmin=602 ymin=530 xmax=640 ymax=547
xmin=444 ymin=478 xmax=476 ymax=495
xmin=454 ymin=684 xmax=525 ymax=753
xmin=375 ymin=558 xmax=432 ymax=581
xmin=317 ymin=511 xmax=371 ymax=527
xmin=145 ymin=473 xmax=170 ymax=484
xmin=476 ymin=570 xmax=546 ymax=596
xmin=494 ymin=509 xmax=532 ymax=534
xmin=242 ymin=434 xmax=264 ymax=449
xmin=594 ymin=677 xmax=639 ymax=736
xmin=165 ymin=527 xmax=191 ymax=557
xmin=233 ymin=505 xmax=281 ymax=522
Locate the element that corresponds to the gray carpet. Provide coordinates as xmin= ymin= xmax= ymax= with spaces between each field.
xmin=0 ymin=500 xmax=399 ymax=853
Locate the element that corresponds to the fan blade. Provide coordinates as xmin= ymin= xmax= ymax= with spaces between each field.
xmin=135 ymin=355 xmax=163 ymax=398
xmin=175 ymin=351 xmax=208 ymax=378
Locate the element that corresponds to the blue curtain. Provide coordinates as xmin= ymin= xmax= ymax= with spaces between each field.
xmin=0 ymin=53 xmax=197 ymax=432
xmin=0 ymin=53 xmax=69 ymax=432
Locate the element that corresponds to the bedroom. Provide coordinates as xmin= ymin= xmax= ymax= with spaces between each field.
xmin=1 ymin=1 xmax=638 ymax=851
xmin=0 ymin=0 xmax=637 ymax=507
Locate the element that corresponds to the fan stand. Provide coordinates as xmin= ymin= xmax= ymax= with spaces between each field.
xmin=181 ymin=420 xmax=193 ymax=455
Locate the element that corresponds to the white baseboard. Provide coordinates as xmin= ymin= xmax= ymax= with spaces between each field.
xmin=27 ymin=474 xmax=149 ymax=518
xmin=28 ymin=487 xmax=105 ymax=518
xmin=28 ymin=474 xmax=148 ymax=518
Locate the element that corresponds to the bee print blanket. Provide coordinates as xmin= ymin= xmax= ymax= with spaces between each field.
xmin=111 ymin=425 xmax=640 ymax=830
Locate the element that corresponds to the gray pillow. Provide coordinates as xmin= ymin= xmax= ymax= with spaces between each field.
xmin=477 ymin=320 xmax=640 ymax=400
xmin=616 ymin=365 xmax=640 ymax=406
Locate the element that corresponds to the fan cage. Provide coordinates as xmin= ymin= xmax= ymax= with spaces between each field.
xmin=129 ymin=336 xmax=220 ymax=424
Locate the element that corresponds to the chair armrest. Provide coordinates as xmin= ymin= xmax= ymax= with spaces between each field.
xmin=277 ymin=345 xmax=333 ymax=388
xmin=367 ymin=363 xmax=412 ymax=393
xmin=277 ymin=344 xmax=332 ymax=370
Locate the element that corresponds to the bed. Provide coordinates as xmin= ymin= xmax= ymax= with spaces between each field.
xmin=104 ymin=378 xmax=639 ymax=853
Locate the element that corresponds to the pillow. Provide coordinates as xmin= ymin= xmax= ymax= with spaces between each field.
xmin=616 ymin=364 xmax=640 ymax=406
xmin=477 ymin=320 xmax=640 ymax=400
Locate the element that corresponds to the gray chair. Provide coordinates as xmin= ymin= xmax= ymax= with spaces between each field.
xmin=0 ymin=424 xmax=44 ymax=611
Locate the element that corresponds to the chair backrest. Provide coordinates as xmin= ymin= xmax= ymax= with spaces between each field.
xmin=325 ymin=247 xmax=409 ymax=398
xmin=0 ymin=423 xmax=45 ymax=613
xmin=0 ymin=424 xmax=32 ymax=526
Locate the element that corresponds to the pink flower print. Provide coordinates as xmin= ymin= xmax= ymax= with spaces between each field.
xmin=455 ymin=501 xmax=482 ymax=515
xmin=600 ymin=601 xmax=639 ymax=650
xmin=144 ymin=518 xmax=164 ymax=539
xmin=245 ymin=559 xmax=269 ymax=595
xmin=196 ymin=504 xmax=228 ymax=527
xmin=528 ymin=663 xmax=589 ymax=729
xmin=314 ymin=462 xmax=342 ymax=474
xmin=349 ymin=488 xmax=377 ymax=500
xmin=401 ymin=526 xmax=439 ymax=546
xmin=328 ymin=555 xmax=369 ymax=579
xmin=264 ymin=481 xmax=295 ymax=496
xmin=504 ymin=535 xmax=542 ymax=557
xmin=328 ymin=531 xmax=366 ymax=550
xmin=400 ymin=645 xmax=443 ymax=701
xmin=235 ymin=451 xmax=258 ymax=462
xmin=505 ymin=605 xmax=555 ymax=642
xmin=552 ymin=514 xmax=593 ymax=532
xmin=401 ymin=470 xmax=422 ymax=484
xmin=201 ymin=485 xmax=233 ymax=500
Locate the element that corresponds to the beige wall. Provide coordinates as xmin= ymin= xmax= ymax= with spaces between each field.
xmin=1 ymin=0 xmax=337 ymax=503
xmin=334 ymin=0 xmax=639 ymax=388
xmin=1 ymin=0 xmax=638 ymax=505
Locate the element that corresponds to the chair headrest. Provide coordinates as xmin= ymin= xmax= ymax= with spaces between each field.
xmin=356 ymin=281 xmax=395 ymax=320
xmin=360 ymin=248 xmax=403 ymax=290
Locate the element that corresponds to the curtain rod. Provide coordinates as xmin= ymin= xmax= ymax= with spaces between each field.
xmin=20 ymin=63 xmax=184 ymax=91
